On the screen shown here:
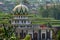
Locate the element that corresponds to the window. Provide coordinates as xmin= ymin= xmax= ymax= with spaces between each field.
xmin=20 ymin=26 xmax=25 ymax=27
xmin=19 ymin=16 xmax=20 ymax=18
xmin=21 ymin=20 xmax=26 ymax=23
xmin=15 ymin=20 xmax=19 ymax=23
xmin=27 ymin=25 xmax=30 ymax=27
xmin=24 ymin=20 xmax=26 ymax=23
xmin=27 ymin=25 xmax=32 ymax=27
xmin=28 ymin=21 xmax=30 ymax=23
xmin=42 ymin=33 xmax=45 ymax=39
xmin=21 ymin=20 xmax=24 ymax=23
xmin=20 ymin=16 xmax=26 ymax=19
xmin=47 ymin=32 xmax=50 ymax=38
xmin=21 ymin=16 xmax=23 ymax=18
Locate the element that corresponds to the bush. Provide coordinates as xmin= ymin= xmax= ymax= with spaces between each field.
xmin=10 ymin=33 xmax=16 ymax=40
xmin=57 ymin=30 xmax=60 ymax=40
xmin=24 ymin=34 xmax=30 ymax=40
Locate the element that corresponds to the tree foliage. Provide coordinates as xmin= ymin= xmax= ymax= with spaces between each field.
xmin=23 ymin=34 xmax=30 ymax=40
xmin=22 ymin=0 xmax=30 ymax=4
xmin=57 ymin=30 xmax=60 ymax=40
xmin=39 ymin=5 xmax=60 ymax=20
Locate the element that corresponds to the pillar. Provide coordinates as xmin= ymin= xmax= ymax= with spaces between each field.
xmin=46 ymin=29 xmax=50 ymax=40
xmin=39 ymin=29 xmax=41 ymax=40
xmin=33 ymin=30 xmax=34 ymax=40
xmin=50 ymin=30 xmax=52 ymax=40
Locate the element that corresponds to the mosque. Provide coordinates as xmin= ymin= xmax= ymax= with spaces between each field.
xmin=11 ymin=4 xmax=53 ymax=40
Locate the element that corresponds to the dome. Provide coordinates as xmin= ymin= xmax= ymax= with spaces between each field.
xmin=13 ymin=4 xmax=29 ymax=14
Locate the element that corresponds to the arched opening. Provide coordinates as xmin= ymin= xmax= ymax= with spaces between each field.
xmin=33 ymin=32 xmax=38 ymax=40
xmin=20 ymin=30 xmax=27 ymax=39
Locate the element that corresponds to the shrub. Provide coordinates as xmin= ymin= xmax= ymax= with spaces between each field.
xmin=24 ymin=34 xmax=30 ymax=40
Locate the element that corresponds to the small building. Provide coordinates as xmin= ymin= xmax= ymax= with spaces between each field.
xmin=11 ymin=4 xmax=53 ymax=40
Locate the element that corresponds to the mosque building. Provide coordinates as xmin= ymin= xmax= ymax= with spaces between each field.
xmin=11 ymin=4 xmax=53 ymax=40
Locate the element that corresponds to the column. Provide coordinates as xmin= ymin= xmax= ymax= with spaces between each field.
xmin=33 ymin=30 xmax=34 ymax=40
xmin=50 ymin=30 xmax=52 ymax=40
xmin=46 ymin=29 xmax=50 ymax=40
xmin=46 ymin=30 xmax=47 ymax=40
xmin=39 ymin=29 xmax=41 ymax=40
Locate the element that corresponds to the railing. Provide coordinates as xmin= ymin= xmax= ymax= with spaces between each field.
xmin=14 ymin=17 xmax=28 ymax=19
xmin=12 ymin=22 xmax=31 ymax=25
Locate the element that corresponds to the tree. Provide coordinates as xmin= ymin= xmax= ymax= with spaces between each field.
xmin=57 ymin=30 xmax=60 ymax=40
xmin=15 ymin=0 xmax=20 ymax=5
xmin=0 ymin=13 xmax=15 ymax=40
xmin=22 ymin=0 xmax=30 ymax=4
xmin=39 ymin=6 xmax=49 ymax=17
xmin=52 ymin=5 xmax=60 ymax=20
xmin=39 ymin=5 xmax=60 ymax=19
xmin=23 ymin=34 xmax=30 ymax=40
xmin=47 ymin=22 xmax=52 ymax=28
xmin=10 ymin=33 xmax=17 ymax=40
xmin=0 ymin=27 xmax=4 ymax=39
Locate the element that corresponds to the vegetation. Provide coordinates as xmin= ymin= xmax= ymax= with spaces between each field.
xmin=39 ymin=5 xmax=60 ymax=20
xmin=10 ymin=33 xmax=17 ymax=40
xmin=0 ymin=2 xmax=60 ymax=40
xmin=22 ymin=0 xmax=30 ymax=4
xmin=0 ymin=13 xmax=14 ymax=40
xmin=23 ymin=34 xmax=30 ymax=40
xmin=58 ymin=31 xmax=60 ymax=40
